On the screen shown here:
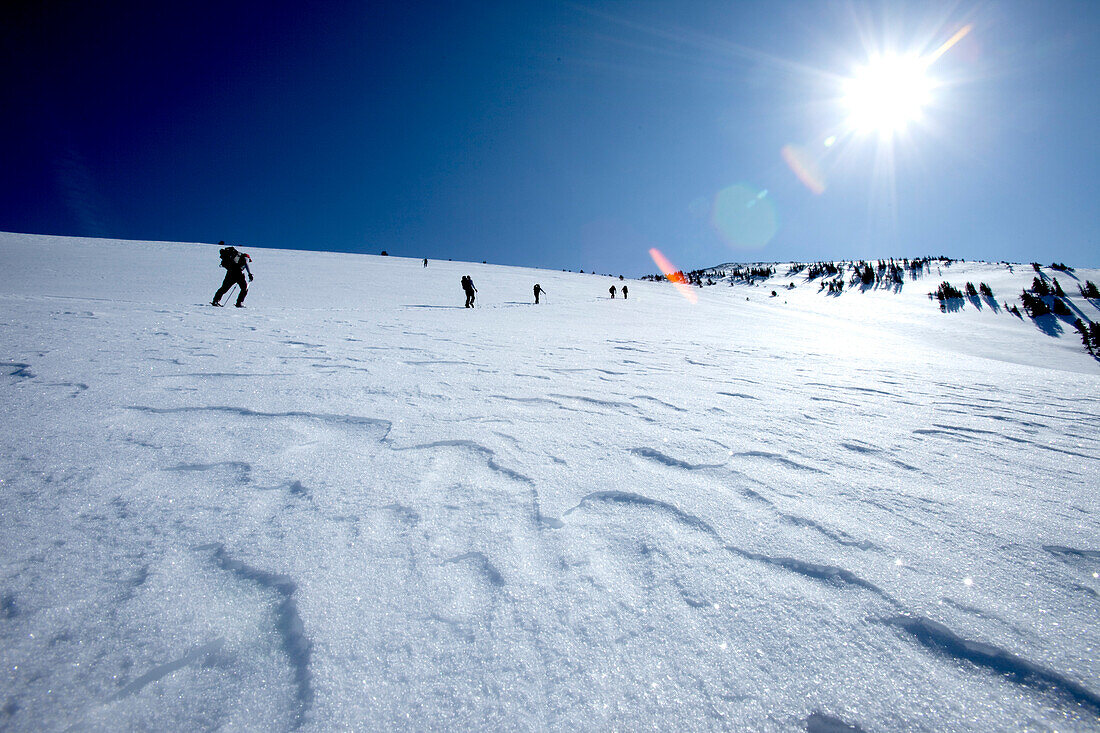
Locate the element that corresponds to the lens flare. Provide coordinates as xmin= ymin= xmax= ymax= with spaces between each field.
xmin=648 ymin=248 xmax=698 ymax=304
xmin=926 ymin=24 xmax=972 ymax=65
xmin=781 ymin=144 xmax=826 ymax=195
xmin=711 ymin=184 xmax=777 ymax=250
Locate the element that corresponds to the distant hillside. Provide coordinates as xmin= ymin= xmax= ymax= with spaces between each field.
xmin=643 ymin=256 xmax=1100 ymax=362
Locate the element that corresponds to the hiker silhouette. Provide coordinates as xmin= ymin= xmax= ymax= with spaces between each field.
xmin=533 ymin=284 xmax=545 ymax=304
xmin=461 ymin=275 xmax=477 ymax=308
xmin=212 ymin=241 xmax=252 ymax=307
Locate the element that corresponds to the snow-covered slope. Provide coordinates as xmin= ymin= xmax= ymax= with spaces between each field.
xmin=1 ymin=232 xmax=1098 ymax=731
xmin=691 ymin=258 xmax=1100 ymax=373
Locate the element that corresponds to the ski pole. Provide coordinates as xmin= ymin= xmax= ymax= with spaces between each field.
xmin=221 ymin=284 xmax=237 ymax=306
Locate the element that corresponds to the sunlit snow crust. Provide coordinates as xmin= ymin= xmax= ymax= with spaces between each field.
xmin=1 ymin=232 xmax=1098 ymax=730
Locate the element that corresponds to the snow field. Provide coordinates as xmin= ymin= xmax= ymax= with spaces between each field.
xmin=0 ymin=232 xmax=1098 ymax=730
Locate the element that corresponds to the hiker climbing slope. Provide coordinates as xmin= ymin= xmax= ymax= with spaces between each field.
xmin=461 ymin=275 xmax=477 ymax=308
xmin=211 ymin=241 xmax=253 ymax=307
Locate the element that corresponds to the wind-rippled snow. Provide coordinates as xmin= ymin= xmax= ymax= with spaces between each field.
xmin=1 ymin=232 xmax=1098 ymax=731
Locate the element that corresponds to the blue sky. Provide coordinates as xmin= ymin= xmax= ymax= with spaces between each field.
xmin=2 ymin=1 xmax=1098 ymax=275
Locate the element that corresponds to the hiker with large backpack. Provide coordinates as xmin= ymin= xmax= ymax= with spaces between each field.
xmin=211 ymin=241 xmax=253 ymax=307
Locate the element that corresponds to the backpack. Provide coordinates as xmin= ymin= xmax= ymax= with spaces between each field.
xmin=219 ymin=246 xmax=241 ymax=270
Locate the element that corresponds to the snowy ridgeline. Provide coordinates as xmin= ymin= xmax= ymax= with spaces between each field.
xmin=0 ymin=231 xmax=1098 ymax=731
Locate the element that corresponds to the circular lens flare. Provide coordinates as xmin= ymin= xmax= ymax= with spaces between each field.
xmin=842 ymin=55 xmax=934 ymax=135
xmin=711 ymin=184 xmax=777 ymax=250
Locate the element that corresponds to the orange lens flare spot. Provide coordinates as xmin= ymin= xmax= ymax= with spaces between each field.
xmin=649 ymin=248 xmax=699 ymax=304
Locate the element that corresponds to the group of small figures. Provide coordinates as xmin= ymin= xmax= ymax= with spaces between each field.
xmin=458 ymin=278 xmax=627 ymax=307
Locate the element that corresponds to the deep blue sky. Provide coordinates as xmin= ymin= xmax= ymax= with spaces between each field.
xmin=2 ymin=1 xmax=1098 ymax=275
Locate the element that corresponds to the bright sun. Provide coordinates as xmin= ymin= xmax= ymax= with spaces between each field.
xmin=842 ymin=54 xmax=934 ymax=136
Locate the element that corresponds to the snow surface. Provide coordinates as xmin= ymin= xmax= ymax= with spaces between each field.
xmin=1 ymin=231 xmax=1098 ymax=731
